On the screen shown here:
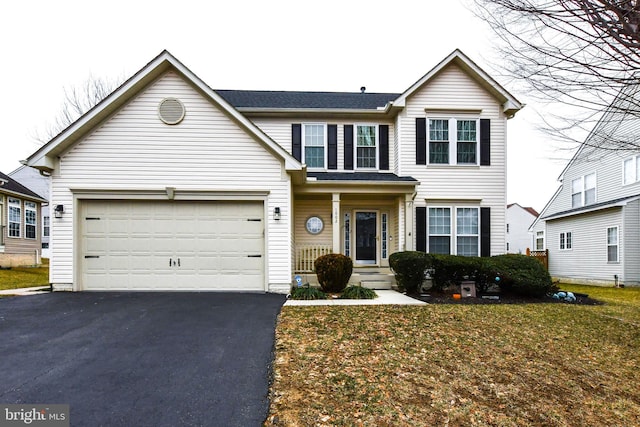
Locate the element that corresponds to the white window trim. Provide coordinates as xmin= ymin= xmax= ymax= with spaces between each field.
xmin=8 ymin=197 xmax=21 ymax=239
xmin=559 ymin=231 xmax=573 ymax=251
xmin=427 ymin=117 xmax=479 ymax=166
xmin=25 ymin=201 xmax=37 ymax=240
xmin=354 ymin=123 xmax=379 ymax=170
xmin=535 ymin=231 xmax=545 ymax=251
xmin=607 ymin=226 xmax=619 ymax=263
xmin=571 ymin=172 xmax=596 ymax=208
xmin=622 ymin=154 xmax=640 ymax=186
xmin=0 ymin=195 xmax=4 ymax=247
xmin=427 ymin=205 xmax=480 ymax=256
xmin=302 ymin=123 xmax=328 ymax=170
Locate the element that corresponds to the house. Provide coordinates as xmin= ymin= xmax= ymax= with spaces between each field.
xmin=0 ymin=171 xmax=47 ymax=267
xmin=9 ymin=165 xmax=51 ymax=258
xmin=506 ymin=203 xmax=538 ymax=254
xmin=24 ymin=49 xmax=522 ymax=292
xmin=530 ymin=85 xmax=640 ymax=286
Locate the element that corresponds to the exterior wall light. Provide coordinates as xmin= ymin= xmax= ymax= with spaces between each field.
xmin=274 ymin=207 xmax=281 ymax=221
xmin=54 ymin=204 xmax=64 ymax=218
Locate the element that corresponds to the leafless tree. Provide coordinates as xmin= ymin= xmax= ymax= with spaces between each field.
xmin=34 ymin=74 xmax=123 ymax=143
xmin=470 ymin=0 xmax=640 ymax=151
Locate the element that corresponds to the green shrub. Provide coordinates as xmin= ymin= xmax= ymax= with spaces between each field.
xmin=430 ymin=254 xmax=477 ymax=292
xmin=290 ymin=285 xmax=327 ymax=300
xmin=340 ymin=284 xmax=377 ymax=299
xmin=314 ymin=253 xmax=353 ymax=293
xmin=389 ymin=251 xmax=433 ymax=294
xmin=492 ymin=254 xmax=556 ymax=297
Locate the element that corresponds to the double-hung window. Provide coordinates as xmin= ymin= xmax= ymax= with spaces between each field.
xmin=456 ymin=208 xmax=479 ymax=256
xmin=559 ymin=231 xmax=572 ymax=250
xmin=428 ymin=207 xmax=451 ymax=254
xmin=535 ymin=231 xmax=544 ymax=250
xmin=623 ymin=154 xmax=640 ymax=185
xmin=25 ymin=202 xmax=37 ymax=239
xmin=428 ymin=118 xmax=479 ymax=165
xmin=43 ymin=216 xmax=50 ymax=238
xmin=303 ymin=124 xmax=326 ymax=169
xmin=571 ymin=173 xmax=596 ymax=208
xmin=607 ymin=226 xmax=619 ymax=263
xmin=8 ymin=198 xmax=20 ymax=238
xmin=356 ymin=125 xmax=377 ymax=168
xmin=0 ymin=196 xmax=4 ymax=246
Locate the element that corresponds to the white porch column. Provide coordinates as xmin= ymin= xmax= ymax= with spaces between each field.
xmin=404 ymin=194 xmax=414 ymax=251
xmin=332 ymin=193 xmax=341 ymax=254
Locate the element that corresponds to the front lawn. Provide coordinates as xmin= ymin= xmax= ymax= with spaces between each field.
xmin=0 ymin=259 xmax=49 ymax=290
xmin=267 ymin=286 xmax=640 ymax=426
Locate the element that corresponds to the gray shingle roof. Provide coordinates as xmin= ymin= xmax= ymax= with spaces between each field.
xmin=0 ymin=171 xmax=47 ymax=201
xmin=308 ymin=172 xmax=417 ymax=182
xmin=542 ymin=194 xmax=640 ymax=220
xmin=215 ymin=90 xmax=400 ymax=110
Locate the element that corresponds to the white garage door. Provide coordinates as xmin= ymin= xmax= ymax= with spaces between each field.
xmin=81 ymin=200 xmax=264 ymax=291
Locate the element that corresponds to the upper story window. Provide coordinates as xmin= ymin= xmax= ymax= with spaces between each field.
xmin=623 ymin=154 xmax=640 ymax=185
xmin=428 ymin=118 xmax=479 ymax=165
xmin=8 ymin=197 xmax=20 ymax=238
xmin=571 ymin=173 xmax=596 ymax=208
xmin=25 ymin=202 xmax=37 ymax=239
xmin=356 ymin=125 xmax=377 ymax=169
xmin=303 ymin=124 xmax=326 ymax=169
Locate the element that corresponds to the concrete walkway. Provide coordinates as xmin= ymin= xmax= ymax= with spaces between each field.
xmin=0 ymin=286 xmax=50 ymax=296
xmin=284 ymin=289 xmax=426 ymax=306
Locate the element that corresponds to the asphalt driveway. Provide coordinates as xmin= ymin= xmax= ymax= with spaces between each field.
xmin=0 ymin=292 xmax=286 ymax=426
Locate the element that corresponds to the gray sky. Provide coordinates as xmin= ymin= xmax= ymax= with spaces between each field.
xmin=0 ymin=0 xmax=570 ymax=211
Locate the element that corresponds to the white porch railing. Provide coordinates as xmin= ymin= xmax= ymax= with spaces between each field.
xmin=295 ymin=244 xmax=333 ymax=272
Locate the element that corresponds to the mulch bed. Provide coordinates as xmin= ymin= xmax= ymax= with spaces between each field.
xmin=412 ymin=291 xmax=604 ymax=305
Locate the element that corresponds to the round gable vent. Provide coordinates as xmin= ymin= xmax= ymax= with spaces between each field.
xmin=158 ymin=98 xmax=185 ymax=125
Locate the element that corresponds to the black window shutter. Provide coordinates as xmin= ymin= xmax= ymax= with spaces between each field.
xmin=379 ymin=125 xmax=389 ymax=170
xmin=416 ymin=207 xmax=427 ymax=252
xmin=328 ymin=125 xmax=338 ymax=169
xmin=344 ymin=125 xmax=354 ymax=170
xmin=480 ymin=119 xmax=490 ymax=166
xmin=416 ymin=118 xmax=426 ymax=165
xmin=292 ymin=124 xmax=302 ymax=162
xmin=481 ymin=207 xmax=491 ymax=257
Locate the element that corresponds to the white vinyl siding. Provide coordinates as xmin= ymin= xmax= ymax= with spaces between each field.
xmin=50 ymin=71 xmax=292 ymax=291
xmin=400 ymin=63 xmax=507 ymax=256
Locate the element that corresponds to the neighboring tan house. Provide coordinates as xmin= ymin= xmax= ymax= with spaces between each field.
xmin=9 ymin=165 xmax=50 ymax=258
xmin=0 ymin=171 xmax=47 ymax=267
xmin=531 ymin=85 xmax=640 ymax=286
xmin=25 ymin=49 xmax=523 ymax=292
xmin=506 ymin=203 xmax=538 ymax=254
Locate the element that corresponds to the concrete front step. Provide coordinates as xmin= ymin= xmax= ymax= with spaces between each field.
xmin=294 ymin=271 xmax=396 ymax=290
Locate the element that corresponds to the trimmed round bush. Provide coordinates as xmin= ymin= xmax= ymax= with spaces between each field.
xmin=492 ymin=254 xmax=555 ymax=297
xmin=314 ymin=253 xmax=353 ymax=293
xmin=389 ymin=251 xmax=433 ymax=294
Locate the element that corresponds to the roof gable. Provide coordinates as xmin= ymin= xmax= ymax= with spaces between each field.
xmin=392 ymin=49 xmax=523 ymax=118
xmin=0 ymin=171 xmax=47 ymax=202
xmin=26 ymin=50 xmax=302 ymax=173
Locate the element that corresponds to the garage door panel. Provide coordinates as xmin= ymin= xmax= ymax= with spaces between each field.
xmin=81 ymin=200 xmax=265 ymax=291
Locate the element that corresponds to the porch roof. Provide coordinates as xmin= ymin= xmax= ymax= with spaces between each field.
xmin=307 ymin=172 xmax=418 ymax=183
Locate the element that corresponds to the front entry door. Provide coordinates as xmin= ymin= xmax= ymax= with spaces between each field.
xmin=355 ymin=211 xmax=377 ymax=264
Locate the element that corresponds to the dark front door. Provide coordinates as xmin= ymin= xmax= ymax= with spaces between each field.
xmin=355 ymin=212 xmax=377 ymax=264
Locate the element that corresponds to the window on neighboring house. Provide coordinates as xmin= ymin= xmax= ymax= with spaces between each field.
xmin=428 ymin=207 xmax=451 ymax=254
xmin=303 ymin=124 xmax=326 ymax=169
xmin=429 ymin=119 xmax=449 ymax=164
xmin=456 ymin=207 xmax=479 ymax=256
xmin=607 ymin=226 xmax=619 ymax=263
xmin=356 ymin=125 xmax=377 ymax=168
xmin=0 ymin=196 xmax=4 ymax=246
xmin=623 ymin=154 xmax=640 ymax=185
xmin=42 ymin=243 xmax=49 ymax=249
xmin=535 ymin=231 xmax=544 ymax=250
xmin=25 ymin=202 xmax=37 ymax=239
xmin=428 ymin=118 xmax=479 ymax=165
xmin=571 ymin=173 xmax=596 ymax=208
xmin=506 ymin=223 xmax=510 ymax=233
xmin=560 ymin=231 xmax=572 ymax=250
xmin=8 ymin=198 xmax=20 ymax=238
xmin=43 ymin=216 xmax=50 ymax=238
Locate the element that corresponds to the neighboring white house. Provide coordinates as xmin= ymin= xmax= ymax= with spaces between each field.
xmin=531 ymin=85 xmax=640 ymax=286
xmin=9 ymin=165 xmax=50 ymax=258
xmin=506 ymin=203 xmax=538 ymax=254
xmin=25 ymin=49 xmax=523 ymax=292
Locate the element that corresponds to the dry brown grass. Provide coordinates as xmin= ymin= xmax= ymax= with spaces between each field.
xmin=266 ymin=286 xmax=640 ymax=426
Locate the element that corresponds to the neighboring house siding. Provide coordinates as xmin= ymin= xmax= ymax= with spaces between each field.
xmin=623 ymin=199 xmax=640 ymax=284
xmin=50 ymin=71 xmax=292 ymax=289
xmin=506 ymin=205 xmax=537 ymax=253
xmin=1 ymin=197 xmax=41 ymax=258
xmin=9 ymin=166 xmax=50 ymax=257
xmin=547 ymin=208 xmax=623 ymax=283
xmin=399 ymin=64 xmax=508 ymax=255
